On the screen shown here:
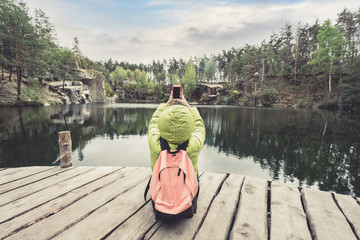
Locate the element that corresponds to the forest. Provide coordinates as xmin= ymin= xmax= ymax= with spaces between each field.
xmin=0 ymin=0 xmax=359 ymax=110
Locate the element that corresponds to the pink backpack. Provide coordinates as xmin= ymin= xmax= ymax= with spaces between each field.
xmin=145 ymin=138 xmax=199 ymax=220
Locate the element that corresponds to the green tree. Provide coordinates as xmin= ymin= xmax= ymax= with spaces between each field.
xmin=49 ymin=47 xmax=78 ymax=86
xmin=72 ymin=37 xmax=81 ymax=69
xmin=182 ymin=60 xmax=197 ymax=99
xmin=204 ymin=59 xmax=216 ymax=82
xmin=170 ymin=73 xmax=180 ymax=84
xmin=110 ymin=66 xmax=127 ymax=87
xmin=28 ymin=8 xmax=56 ymax=83
xmin=135 ymin=69 xmax=147 ymax=98
xmin=1 ymin=0 xmax=34 ymax=95
xmin=309 ymin=20 xmax=344 ymax=96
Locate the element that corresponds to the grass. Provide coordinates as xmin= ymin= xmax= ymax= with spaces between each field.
xmin=19 ymin=79 xmax=47 ymax=105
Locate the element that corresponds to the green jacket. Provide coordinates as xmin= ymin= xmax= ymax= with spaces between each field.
xmin=148 ymin=103 xmax=205 ymax=173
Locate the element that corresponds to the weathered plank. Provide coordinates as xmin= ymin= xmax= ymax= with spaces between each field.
xmin=105 ymin=201 xmax=157 ymax=240
xmin=0 ymin=167 xmax=129 ymax=239
xmin=334 ymin=193 xmax=360 ymax=239
xmin=301 ymin=188 xmax=357 ymax=240
xmin=0 ymin=167 xmax=55 ymax=185
xmin=270 ymin=182 xmax=311 ymax=240
xmin=0 ymin=168 xmax=13 ymax=173
xmin=195 ymin=174 xmax=244 ymax=240
xmin=229 ymin=177 xmax=268 ymax=240
xmin=0 ymin=166 xmax=359 ymax=240
xmin=0 ymin=167 xmax=88 ymax=206
xmin=6 ymin=168 xmax=151 ymax=240
xmin=0 ymin=167 xmax=101 ymax=223
xmin=0 ymin=167 xmax=71 ymax=194
xmin=53 ymin=173 xmax=151 ymax=239
xmin=146 ymin=172 xmax=227 ymax=240
xmin=0 ymin=167 xmax=28 ymax=178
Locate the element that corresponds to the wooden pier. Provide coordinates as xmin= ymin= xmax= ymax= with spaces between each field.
xmin=0 ymin=166 xmax=359 ymax=240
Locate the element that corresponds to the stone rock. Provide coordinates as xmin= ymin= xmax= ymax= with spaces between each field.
xmin=81 ymin=72 xmax=106 ymax=103
xmin=80 ymin=70 xmax=96 ymax=80
xmin=45 ymin=72 xmax=54 ymax=81
xmin=62 ymin=95 xmax=71 ymax=104
xmin=72 ymin=81 xmax=83 ymax=86
xmin=46 ymin=69 xmax=105 ymax=105
xmin=81 ymin=90 xmax=92 ymax=104
xmin=105 ymin=93 xmax=118 ymax=103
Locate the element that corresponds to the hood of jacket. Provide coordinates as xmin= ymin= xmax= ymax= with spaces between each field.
xmin=158 ymin=105 xmax=195 ymax=145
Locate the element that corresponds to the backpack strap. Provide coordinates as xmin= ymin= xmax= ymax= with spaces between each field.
xmin=160 ymin=137 xmax=188 ymax=153
xmin=144 ymin=177 xmax=151 ymax=202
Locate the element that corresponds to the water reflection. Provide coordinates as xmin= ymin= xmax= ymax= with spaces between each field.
xmin=198 ymin=106 xmax=360 ymax=195
xmin=0 ymin=104 xmax=359 ymax=196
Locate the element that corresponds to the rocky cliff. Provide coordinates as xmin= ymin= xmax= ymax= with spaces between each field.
xmin=80 ymin=70 xmax=106 ymax=103
xmin=0 ymin=69 xmax=106 ymax=106
xmin=46 ymin=70 xmax=106 ymax=105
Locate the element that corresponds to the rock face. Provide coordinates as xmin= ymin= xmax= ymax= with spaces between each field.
xmin=47 ymin=70 xmax=106 ymax=105
xmin=80 ymin=70 xmax=106 ymax=103
xmin=48 ymin=81 xmax=92 ymax=104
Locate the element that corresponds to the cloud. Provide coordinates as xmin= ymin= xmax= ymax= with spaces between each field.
xmin=25 ymin=0 xmax=360 ymax=64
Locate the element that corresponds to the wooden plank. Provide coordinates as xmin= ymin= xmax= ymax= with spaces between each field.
xmin=334 ymin=193 xmax=360 ymax=239
xmin=195 ymin=174 xmax=244 ymax=239
xmin=0 ymin=168 xmax=28 ymax=177
xmin=0 ymin=167 xmax=101 ymax=223
xmin=105 ymin=202 xmax=157 ymax=240
xmin=229 ymin=177 xmax=268 ymax=240
xmin=6 ymin=168 xmax=151 ymax=240
xmin=0 ymin=167 xmax=86 ymax=206
xmin=147 ymin=172 xmax=227 ymax=240
xmin=53 ymin=172 xmax=152 ymax=239
xmin=301 ymin=188 xmax=357 ymax=240
xmin=0 ymin=167 xmax=129 ymax=239
xmin=270 ymin=182 xmax=311 ymax=240
xmin=0 ymin=167 xmax=71 ymax=194
xmin=0 ymin=167 xmax=55 ymax=185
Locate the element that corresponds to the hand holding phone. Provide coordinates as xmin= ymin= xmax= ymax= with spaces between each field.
xmin=172 ymin=85 xmax=181 ymax=99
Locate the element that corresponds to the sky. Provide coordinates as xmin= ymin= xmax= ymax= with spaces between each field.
xmin=24 ymin=0 xmax=359 ymax=64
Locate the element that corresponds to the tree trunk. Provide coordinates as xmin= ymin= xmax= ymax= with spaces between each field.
xmin=9 ymin=66 xmax=12 ymax=82
xmin=1 ymin=63 xmax=3 ymax=81
xmin=261 ymin=58 xmax=265 ymax=92
xmin=17 ymin=66 xmax=22 ymax=96
xmin=328 ymin=71 xmax=332 ymax=96
xmin=294 ymin=35 xmax=299 ymax=84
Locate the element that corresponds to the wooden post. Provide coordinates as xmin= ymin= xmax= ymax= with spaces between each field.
xmin=58 ymin=131 xmax=72 ymax=168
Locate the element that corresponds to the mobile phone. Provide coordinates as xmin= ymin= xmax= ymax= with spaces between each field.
xmin=172 ymin=85 xmax=181 ymax=99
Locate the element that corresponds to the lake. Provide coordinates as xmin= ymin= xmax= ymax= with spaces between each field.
xmin=0 ymin=103 xmax=359 ymax=196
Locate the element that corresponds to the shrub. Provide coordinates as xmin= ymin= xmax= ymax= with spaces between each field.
xmin=317 ymin=97 xmax=339 ymax=110
xmin=19 ymin=79 xmax=47 ymax=105
xmin=106 ymin=82 xmax=114 ymax=97
xmin=298 ymin=97 xmax=313 ymax=108
xmin=200 ymin=93 xmax=212 ymax=104
xmin=259 ymin=88 xmax=277 ymax=106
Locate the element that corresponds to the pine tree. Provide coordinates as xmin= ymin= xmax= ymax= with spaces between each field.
xmin=309 ymin=20 xmax=344 ymax=96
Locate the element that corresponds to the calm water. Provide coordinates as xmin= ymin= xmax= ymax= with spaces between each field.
xmin=0 ymin=103 xmax=359 ymax=196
